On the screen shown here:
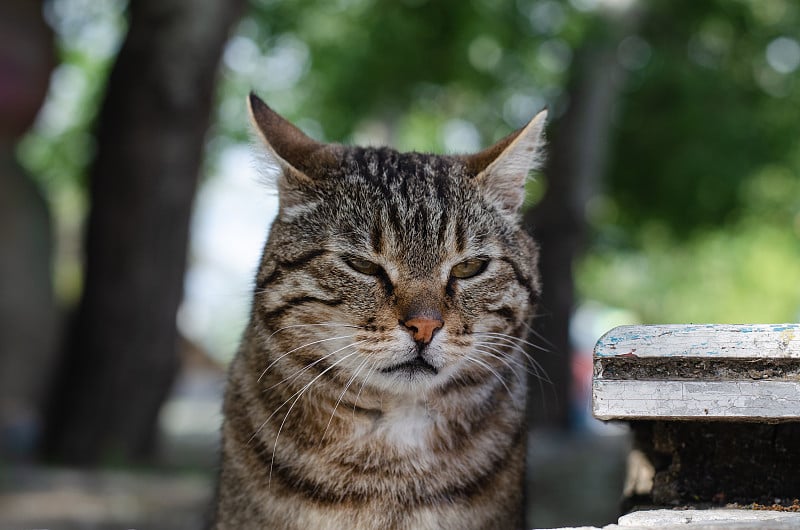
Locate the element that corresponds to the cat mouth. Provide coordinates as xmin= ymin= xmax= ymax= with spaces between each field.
xmin=381 ymin=356 xmax=438 ymax=376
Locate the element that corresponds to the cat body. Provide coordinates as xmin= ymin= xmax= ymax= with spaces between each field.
xmin=212 ymin=94 xmax=546 ymax=530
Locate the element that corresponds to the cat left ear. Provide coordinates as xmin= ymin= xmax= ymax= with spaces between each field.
xmin=464 ymin=110 xmax=547 ymax=213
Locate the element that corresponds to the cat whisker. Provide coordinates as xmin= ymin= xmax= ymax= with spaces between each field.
xmin=476 ymin=340 xmax=552 ymax=408
xmin=258 ymin=334 xmax=357 ymax=383
xmin=268 ymin=348 xmax=364 ymax=487
xmin=474 ymin=331 xmax=550 ymax=353
xmin=265 ymin=322 xmax=363 ymax=341
xmin=352 ymin=360 xmax=378 ymax=419
xmin=472 ymin=342 xmax=529 ymax=384
xmin=463 ymin=355 xmax=515 ymax=404
xmin=321 ymin=356 xmax=371 ymax=442
xmin=475 ymin=333 xmax=558 ymax=408
xmin=518 ymin=319 xmax=559 ymax=352
xmin=474 ymin=338 xmax=553 ymax=385
xmin=249 ymin=341 xmax=366 ymax=445
xmin=472 ymin=348 xmax=526 ymax=403
xmin=473 ymin=332 xmax=554 ymax=385
xmin=247 ymin=342 xmax=358 ymax=452
xmin=474 ymin=332 xmax=542 ymax=362
xmin=263 ymin=339 xmax=364 ymax=392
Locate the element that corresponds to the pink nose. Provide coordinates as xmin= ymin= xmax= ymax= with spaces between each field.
xmin=402 ymin=317 xmax=444 ymax=344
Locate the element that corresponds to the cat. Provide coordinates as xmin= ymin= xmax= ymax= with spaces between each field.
xmin=211 ymin=92 xmax=547 ymax=530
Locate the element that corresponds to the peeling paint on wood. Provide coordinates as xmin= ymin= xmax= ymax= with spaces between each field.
xmin=594 ymin=324 xmax=800 ymax=359
xmin=593 ymin=380 xmax=800 ymax=420
xmin=592 ymin=324 xmax=800 ymax=421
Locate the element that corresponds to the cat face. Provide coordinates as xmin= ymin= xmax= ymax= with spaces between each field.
xmin=249 ymin=94 xmax=545 ymax=397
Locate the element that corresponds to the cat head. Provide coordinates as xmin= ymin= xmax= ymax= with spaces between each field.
xmin=249 ymin=93 xmax=546 ymax=396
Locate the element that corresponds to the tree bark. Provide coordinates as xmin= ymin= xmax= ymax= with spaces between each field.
xmin=43 ymin=0 xmax=244 ymax=464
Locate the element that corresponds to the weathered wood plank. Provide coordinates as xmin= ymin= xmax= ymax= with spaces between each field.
xmin=593 ymin=380 xmax=800 ymax=421
xmin=594 ymin=324 xmax=800 ymax=359
xmin=592 ymin=324 xmax=800 ymax=421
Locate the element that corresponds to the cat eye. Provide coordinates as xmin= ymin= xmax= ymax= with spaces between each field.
xmin=345 ymin=257 xmax=383 ymax=276
xmin=450 ymin=258 xmax=489 ymax=279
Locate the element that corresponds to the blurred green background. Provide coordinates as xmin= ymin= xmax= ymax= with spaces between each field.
xmin=22 ymin=0 xmax=800 ymax=345
xmin=2 ymin=0 xmax=799 ymax=527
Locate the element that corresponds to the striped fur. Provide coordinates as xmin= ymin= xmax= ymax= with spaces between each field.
xmin=212 ymin=95 xmax=546 ymax=529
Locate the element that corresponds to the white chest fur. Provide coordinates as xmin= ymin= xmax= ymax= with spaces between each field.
xmin=373 ymin=401 xmax=436 ymax=449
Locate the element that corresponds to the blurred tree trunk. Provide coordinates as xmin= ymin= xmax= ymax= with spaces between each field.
xmin=524 ymin=24 xmax=630 ymax=429
xmin=43 ymin=0 xmax=243 ymax=464
xmin=0 ymin=0 xmax=57 ymax=461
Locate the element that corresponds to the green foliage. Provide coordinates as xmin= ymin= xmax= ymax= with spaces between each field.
xmin=579 ymin=163 xmax=800 ymax=323
xmin=606 ymin=0 xmax=800 ymax=235
xmin=581 ymin=0 xmax=800 ymax=324
xmin=214 ymin=0 xmax=593 ymax=150
xmin=578 ymin=222 xmax=800 ymax=324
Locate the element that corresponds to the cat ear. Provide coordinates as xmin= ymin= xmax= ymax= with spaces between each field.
xmin=247 ymin=92 xmax=330 ymax=173
xmin=248 ymin=93 xmax=336 ymax=207
xmin=464 ymin=110 xmax=547 ymax=213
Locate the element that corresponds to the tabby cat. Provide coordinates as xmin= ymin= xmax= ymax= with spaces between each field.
xmin=212 ymin=93 xmax=547 ymax=530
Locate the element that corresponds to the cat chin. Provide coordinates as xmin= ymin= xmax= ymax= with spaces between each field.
xmin=366 ymin=361 xmax=470 ymax=398
xmin=369 ymin=368 xmax=445 ymax=396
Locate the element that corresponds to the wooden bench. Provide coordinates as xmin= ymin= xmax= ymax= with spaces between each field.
xmin=592 ymin=324 xmax=800 ymax=506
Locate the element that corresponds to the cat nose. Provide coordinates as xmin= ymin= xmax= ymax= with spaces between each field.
xmin=401 ymin=314 xmax=444 ymax=344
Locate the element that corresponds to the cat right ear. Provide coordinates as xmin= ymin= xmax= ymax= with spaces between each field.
xmin=463 ymin=110 xmax=547 ymax=214
xmin=247 ymin=93 xmax=333 ymax=205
